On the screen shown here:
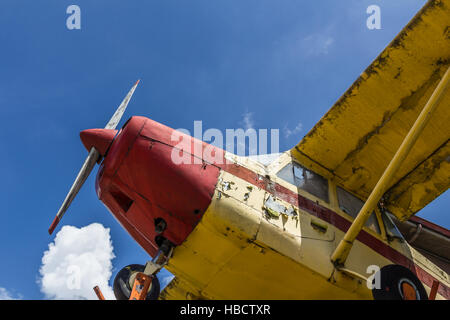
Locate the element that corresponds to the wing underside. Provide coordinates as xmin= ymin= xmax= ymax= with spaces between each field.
xmin=159 ymin=277 xmax=202 ymax=300
xmin=292 ymin=0 xmax=450 ymax=221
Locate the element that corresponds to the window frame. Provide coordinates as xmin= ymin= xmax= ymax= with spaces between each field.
xmin=334 ymin=185 xmax=384 ymax=238
xmin=271 ymin=156 xmax=396 ymax=242
xmin=380 ymin=209 xmax=405 ymax=243
xmin=275 ymin=159 xmax=331 ymax=204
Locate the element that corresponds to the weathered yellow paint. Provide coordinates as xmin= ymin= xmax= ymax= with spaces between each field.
xmin=161 ymin=171 xmax=368 ymax=299
xmin=385 ymin=141 xmax=450 ymax=219
xmin=332 ymin=65 xmax=450 ymax=265
xmin=159 ymin=153 xmax=449 ymax=299
xmin=292 ymin=0 xmax=450 ymax=221
xmin=159 ymin=0 xmax=450 ymax=300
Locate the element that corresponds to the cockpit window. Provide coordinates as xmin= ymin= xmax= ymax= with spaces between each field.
xmin=381 ymin=210 xmax=404 ymax=240
xmin=277 ymin=162 xmax=329 ymax=202
xmin=336 ymin=187 xmax=381 ymax=234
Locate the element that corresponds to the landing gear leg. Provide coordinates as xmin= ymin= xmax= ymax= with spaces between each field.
xmin=94 ymin=246 xmax=173 ymax=300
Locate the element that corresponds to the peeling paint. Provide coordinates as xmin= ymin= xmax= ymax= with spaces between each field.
xmin=263 ymin=194 xmax=298 ymax=219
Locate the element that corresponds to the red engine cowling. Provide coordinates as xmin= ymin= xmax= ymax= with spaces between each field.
xmin=93 ymin=116 xmax=221 ymax=257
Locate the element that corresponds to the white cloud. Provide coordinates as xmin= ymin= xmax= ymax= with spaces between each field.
xmin=0 ymin=288 xmax=12 ymax=300
xmin=301 ymin=34 xmax=334 ymax=56
xmin=38 ymin=223 xmax=115 ymax=300
xmin=241 ymin=111 xmax=255 ymax=130
xmin=0 ymin=287 xmax=20 ymax=300
xmin=235 ymin=111 xmax=258 ymax=156
xmin=276 ymin=21 xmax=336 ymax=60
xmin=284 ymin=121 xmax=303 ymax=138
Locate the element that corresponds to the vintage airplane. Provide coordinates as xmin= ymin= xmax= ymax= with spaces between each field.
xmin=49 ymin=0 xmax=450 ymax=300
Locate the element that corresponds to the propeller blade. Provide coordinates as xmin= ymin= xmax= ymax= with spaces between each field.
xmin=48 ymin=80 xmax=141 ymax=235
xmin=105 ymin=79 xmax=140 ymax=130
xmin=48 ymin=148 xmax=100 ymax=234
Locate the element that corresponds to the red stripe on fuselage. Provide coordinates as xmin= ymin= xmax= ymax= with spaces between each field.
xmin=219 ymin=162 xmax=450 ymax=299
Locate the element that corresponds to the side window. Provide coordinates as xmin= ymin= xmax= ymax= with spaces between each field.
xmin=277 ymin=162 xmax=329 ymax=202
xmin=381 ymin=210 xmax=404 ymax=240
xmin=336 ymin=187 xmax=381 ymax=234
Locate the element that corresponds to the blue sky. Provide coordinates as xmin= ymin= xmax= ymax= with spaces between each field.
xmin=0 ymin=0 xmax=447 ymax=299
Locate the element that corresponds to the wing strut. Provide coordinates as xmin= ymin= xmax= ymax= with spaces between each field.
xmin=331 ymin=66 xmax=450 ymax=266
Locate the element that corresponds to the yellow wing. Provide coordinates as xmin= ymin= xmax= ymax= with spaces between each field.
xmin=159 ymin=277 xmax=204 ymax=300
xmin=292 ymin=0 xmax=450 ymax=221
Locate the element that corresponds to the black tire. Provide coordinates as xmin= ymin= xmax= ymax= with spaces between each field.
xmin=113 ymin=264 xmax=160 ymax=300
xmin=372 ymin=264 xmax=428 ymax=300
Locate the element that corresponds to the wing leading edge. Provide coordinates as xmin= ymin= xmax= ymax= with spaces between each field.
xmin=292 ymin=0 xmax=450 ymax=221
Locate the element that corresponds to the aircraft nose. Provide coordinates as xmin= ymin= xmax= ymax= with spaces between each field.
xmin=95 ymin=116 xmax=222 ymax=255
xmin=80 ymin=129 xmax=117 ymax=156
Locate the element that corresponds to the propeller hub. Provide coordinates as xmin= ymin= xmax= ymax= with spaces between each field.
xmin=80 ymin=129 xmax=117 ymax=157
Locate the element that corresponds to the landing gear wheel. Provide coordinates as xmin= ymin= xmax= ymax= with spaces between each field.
xmin=372 ymin=264 xmax=428 ymax=300
xmin=113 ymin=264 xmax=160 ymax=300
